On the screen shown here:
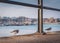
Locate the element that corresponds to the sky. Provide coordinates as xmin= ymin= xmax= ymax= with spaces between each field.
xmin=10 ymin=0 xmax=38 ymax=5
xmin=0 ymin=3 xmax=38 ymax=18
xmin=0 ymin=0 xmax=60 ymax=18
xmin=0 ymin=0 xmax=38 ymax=18
xmin=43 ymin=0 xmax=60 ymax=18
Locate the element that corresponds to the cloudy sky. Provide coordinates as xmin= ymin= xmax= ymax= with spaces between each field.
xmin=0 ymin=0 xmax=60 ymax=18
xmin=43 ymin=0 xmax=60 ymax=18
xmin=0 ymin=0 xmax=38 ymax=18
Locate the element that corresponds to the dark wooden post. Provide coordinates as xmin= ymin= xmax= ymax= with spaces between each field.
xmin=38 ymin=0 xmax=43 ymax=34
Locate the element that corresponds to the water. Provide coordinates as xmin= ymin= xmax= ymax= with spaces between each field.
xmin=0 ymin=25 xmax=38 ymax=37
xmin=43 ymin=24 xmax=60 ymax=32
xmin=0 ymin=24 xmax=60 ymax=37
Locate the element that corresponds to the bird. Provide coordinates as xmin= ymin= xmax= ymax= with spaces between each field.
xmin=45 ymin=27 xmax=52 ymax=31
xmin=11 ymin=30 xmax=19 ymax=34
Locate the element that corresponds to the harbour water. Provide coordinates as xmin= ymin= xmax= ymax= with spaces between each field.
xmin=0 ymin=24 xmax=60 ymax=37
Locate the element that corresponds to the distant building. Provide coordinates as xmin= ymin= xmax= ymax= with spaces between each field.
xmin=43 ymin=18 xmax=49 ymax=23
xmin=43 ymin=17 xmax=58 ymax=23
xmin=49 ymin=17 xmax=55 ymax=23
xmin=0 ymin=16 xmax=38 ymax=26
xmin=57 ymin=18 xmax=60 ymax=22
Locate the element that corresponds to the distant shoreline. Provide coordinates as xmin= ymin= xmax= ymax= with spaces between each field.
xmin=0 ymin=24 xmax=37 ymax=26
xmin=43 ymin=22 xmax=60 ymax=24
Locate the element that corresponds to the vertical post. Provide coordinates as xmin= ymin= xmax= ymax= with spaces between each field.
xmin=38 ymin=0 xmax=43 ymax=34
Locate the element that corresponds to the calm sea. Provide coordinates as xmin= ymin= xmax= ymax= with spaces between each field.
xmin=0 ymin=24 xmax=60 ymax=37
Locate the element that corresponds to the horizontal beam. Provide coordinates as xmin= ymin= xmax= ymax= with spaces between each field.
xmin=43 ymin=6 xmax=60 ymax=11
xmin=0 ymin=0 xmax=60 ymax=11
xmin=0 ymin=0 xmax=38 ymax=8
